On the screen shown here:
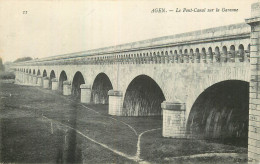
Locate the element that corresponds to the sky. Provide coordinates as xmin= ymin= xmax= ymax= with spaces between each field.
xmin=0 ymin=0 xmax=257 ymax=63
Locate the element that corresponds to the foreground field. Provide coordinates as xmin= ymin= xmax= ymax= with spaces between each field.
xmin=0 ymin=82 xmax=248 ymax=163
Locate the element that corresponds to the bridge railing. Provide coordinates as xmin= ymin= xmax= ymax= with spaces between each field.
xmin=73 ymin=49 xmax=250 ymax=65
xmin=13 ymin=47 xmax=250 ymax=70
xmin=13 ymin=22 xmax=251 ymax=68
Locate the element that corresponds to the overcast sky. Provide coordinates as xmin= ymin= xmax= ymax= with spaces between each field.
xmin=0 ymin=0 xmax=256 ymax=63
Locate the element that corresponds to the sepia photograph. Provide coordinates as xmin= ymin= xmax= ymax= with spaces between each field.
xmin=0 ymin=0 xmax=260 ymax=163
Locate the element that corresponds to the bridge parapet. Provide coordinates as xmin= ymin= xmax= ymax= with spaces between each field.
xmin=13 ymin=22 xmax=250 ymax=68
xmin=15 ymin=46 xmax=250 ymax=67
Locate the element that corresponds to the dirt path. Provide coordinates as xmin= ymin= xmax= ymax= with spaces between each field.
xmin=42 ymin=115 xmax=141 ymax=162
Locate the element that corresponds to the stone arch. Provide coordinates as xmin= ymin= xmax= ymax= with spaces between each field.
xmin=49 ymin=70 xmax=56 ymax=89
xmin=208 ymin=47 xmax=213 ymax=61
xmin=183 ymin=58 xmax=249 ymax=122
xmin=187 ymin=80 xmax=249 ymax=147
xmin=179 ymin=49 xmax=183 ymax=63
xmin=29 ymin=69 xmax=31 ymax=74
xmin=43 ymin=70 xmax=47 ymax=77
xmin=72 ymin=71 xmax=85 ymax=99
xmin=59 ymin=70 xmax=68 ymax=91
xmin=238 ymin=44 xmax=245 ymax=62
xmin=195 ymin=48 xmax=200 ymax=61
xmin=91 ymin=72 xmax=113 ymax=104
xmin=152 ymin=52 xmax=156 ymax=63
xmin=208 ymin=47 xmax=212 ymax=53
xmin=122 ymin=74 xmax=166 ymax=116
xmin=215 ymin=46 xmax=220 ymax=62
xmin=230 ymin=45 xmax=236 ymax=61
xmin=189 ymin=49 xmax=194 ymax=62
xmin=33 ymin=69 xmax=36 ymax=75
xmin=174 ymin=50 xmax=178 ymax=62
xmin=222 ymin=46 xmax=228 ymax=62
xmin=201 ymin=48 xmax=206 ymax=62
xmin=37 ymin=69 xmax=41 ymax=76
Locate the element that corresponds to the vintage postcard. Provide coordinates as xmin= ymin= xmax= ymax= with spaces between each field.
xmin=0 ymin=0 xmax=259 ymax=163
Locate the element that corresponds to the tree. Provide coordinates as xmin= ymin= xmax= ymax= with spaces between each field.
xmin=0 ymin=57 xmax=4 ymax=72
xmin=13 ymin=57 xmax=33 ymax=63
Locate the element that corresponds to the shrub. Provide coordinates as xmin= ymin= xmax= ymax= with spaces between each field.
xmin=0 ymin=72 xmax=15 ymax=79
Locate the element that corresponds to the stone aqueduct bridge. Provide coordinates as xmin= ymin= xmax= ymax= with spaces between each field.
xmin=12 ymin=3 xmax=260 ymax=162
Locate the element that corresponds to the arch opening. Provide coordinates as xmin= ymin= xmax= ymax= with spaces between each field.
xmin=43 ymin=70 xmax=47 ymax=77
xmin=49 ymin=70 xmax=56 ymax=89
xmin=239 ymin=44 xmax=245 ymax=62
xmin=72 ymin=71 xmax=85 ymax=99
xmin=187 ymin=80 xmax=249 ymax=147
xmin=91 ymin=73 xmax=113 ymax=104
xmin=59 ymin=71 xmax=68 ymax=91
xmin=123 ymin=75 xmax=165 ymax=116
xmin=37 ymin=70 xmax=41 ymax=76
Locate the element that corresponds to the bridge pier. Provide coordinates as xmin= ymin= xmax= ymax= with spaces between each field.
xmin=246 ymin=2 xmax=260 ymax=162
xmin=29 ymin=75 xmax=33 ymax=85
xmin=27 ymin=74 xmax=31 ymax=84
xmin=43 ymin=77 xmax=49 ymax=89
xmin=51 ymin=78 xmax=58 ymax=90
xmin=63 ymin=81 xmax=71 ymax=96
xmin=24 ymin=73 xmax=28 ymax=84
xmin=21 ymin=73 xmax=24 ymax=83
xmin=20 ymin=72 xmax=23 ymax=83
xmin=108 ymin=90 xmax=123 ymax=116
xmin=80 ymin=84 xmax=91 ymax=103
xmin=21 ymin=72 xmax=25 ymax=83
xmin=32 ymin=75 xmax=37 ymax=85
xmin=161 ymin=101 xmax=186 ymax=138
xmin=37 ymin=76 xmax=42 ymax=86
